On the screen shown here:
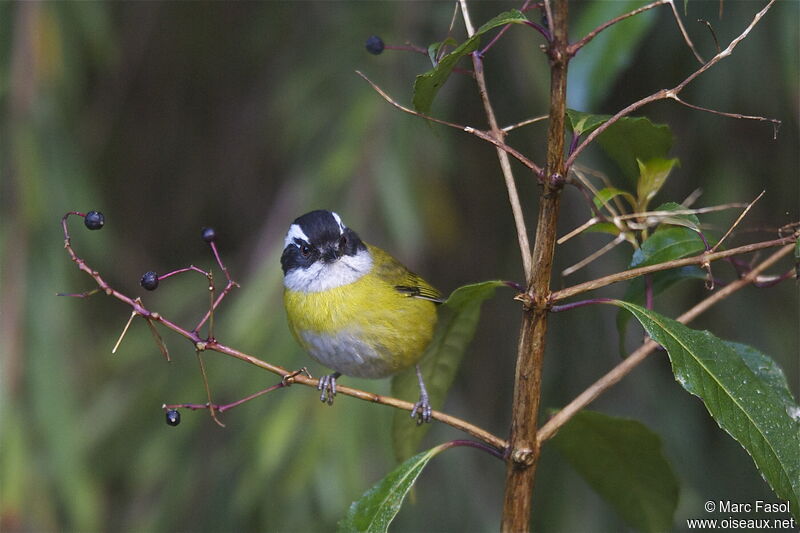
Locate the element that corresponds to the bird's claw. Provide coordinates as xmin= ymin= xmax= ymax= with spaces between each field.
xmin=410 ymin=396 xmax=432 ymax=425
xmin=318 ymin=373 xmax=338 ymax=405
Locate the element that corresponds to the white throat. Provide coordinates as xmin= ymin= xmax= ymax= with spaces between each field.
xmin=283 ymin=247 xmax=373 ymax=292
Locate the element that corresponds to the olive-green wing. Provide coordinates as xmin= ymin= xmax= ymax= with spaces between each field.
xmin=367 ymin=243 xmax=444 ymax=303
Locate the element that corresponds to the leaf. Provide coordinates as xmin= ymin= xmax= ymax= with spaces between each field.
xmin=729 ymin=342 xmax=799 ymax=416
xmin=611 ymin=301 xmax=800 ymax=514
xmin=412 ymin=10 xmax=528 ymax=115
xmin=338 ymin=445 xmax=447 ymax=533
xmin=392 ymin=280 xmax=506 ymax=462
xmin=585 ymin=221 xmax=621 ymax=236
xmin=629 ymin=226 xmax=705 ymax=269
xmin=551 ymin=410 xmax=679 ymax=532
xmin=426 ymin=37 xmax=458 ymax=66
xmin=567 ymin=109 xmax=612 ymax=136
xmin=569 ymin=0 xmax=660 ymax=109
xmin=636 ymin=157 xmax=680 ymax=210
xmin=597 ymin=117 xmax=673 ymax=185
xmin=616 ymin=266 xmax=707 ymax=354
xmin=593 ymin=187 xmax=636 ymax=212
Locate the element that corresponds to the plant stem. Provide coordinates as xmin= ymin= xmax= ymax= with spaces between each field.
xmin=501 ymin=1 xmax=569 ymax=530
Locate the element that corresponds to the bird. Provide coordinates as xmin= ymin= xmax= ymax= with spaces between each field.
xmin=281 ymin=209 xmax=442 ymax=423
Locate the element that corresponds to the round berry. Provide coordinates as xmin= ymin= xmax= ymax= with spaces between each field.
xmin=365 ymin=35 xmax=384 ymax=55
xmin=140 ymin=271 xmax=159 ymax=291
xmin=84 ymin=211 xmax=105 ymax=230
xmin=165 ymin=409 xmax=181 ymax=426
xmin=201 ymin=227 xmax=216 ymax=243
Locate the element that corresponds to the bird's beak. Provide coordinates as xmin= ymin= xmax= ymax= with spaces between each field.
xmin=321 ymin=244 xmax=340 ymax=263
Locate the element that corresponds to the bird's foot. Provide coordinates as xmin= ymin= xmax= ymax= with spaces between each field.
xmin=318 ymin=372 xmax=340 ymax=405
xmin=410 ymin=391 xmax=432 ymax=425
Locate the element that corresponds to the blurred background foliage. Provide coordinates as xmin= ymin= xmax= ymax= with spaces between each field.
xmin=0 ymin=2 xmax=797 ymax=532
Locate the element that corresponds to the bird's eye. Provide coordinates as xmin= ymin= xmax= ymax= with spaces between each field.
xmin=300 ymin=244 xmax=311 ymax=258
xmin=339 ymin=235 xmax=348 ymax=250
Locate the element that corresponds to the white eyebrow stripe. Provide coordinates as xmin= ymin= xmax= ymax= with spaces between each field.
xmin=330 ymin=211 xmax=346 ymax=234
xmin=284 ymin=223 xmax=310 ymax=249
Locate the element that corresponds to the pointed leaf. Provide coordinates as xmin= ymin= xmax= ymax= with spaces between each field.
xmin=338 ymin=445 xmax=447 ymax=533
xmin=611 ymin=301 xmax=800 ymax=514
xmin=597 ymin=116 xmax=673 ymax=185
xmin=616 ymin=266 xmax=707 ymax=354
xmin=413 ymin=10 xmax=528 ymax=115
xmin=593 ymin=187 xmax=637 ymax=212
xmin=552 ymin=410 xmax=679 ymax=532
xmin=729 ymin=342 xmax=798 ymax=417
xmin=567 ymin=109 xmax=612 ymax=136
xmin=392 ymin=281 xmax=506 ymax=461
xmin=427 ymin=37 xmax=458 ymax=66
xmin=585 ymin=221 xmax=621 ymax=236
xmin=629 ymin=226 xmax=705 ymax=269
xmin=636 ymin=157 xmax=680 ymax=209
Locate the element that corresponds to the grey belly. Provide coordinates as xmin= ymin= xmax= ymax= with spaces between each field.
xmin=299 ymin=329 xmax=396 ymax=378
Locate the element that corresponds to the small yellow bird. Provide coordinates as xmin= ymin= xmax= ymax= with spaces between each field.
xmin=281 ymin=210 xmax=442 ymax=422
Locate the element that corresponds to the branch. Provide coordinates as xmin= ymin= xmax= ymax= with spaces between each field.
xmin=568 ymin=0 xmax=669 ymax=56
xmin=60 ymin=212 xmax=508 ymax=453
xmin=550 ymin=234 xmax=796 ymax=301
xmin=460 ymin=0 xmax=534 ymax=284
xmin=356 ymin=71 xmax=542 ymax=177
xmin=565 ymin=0 xmax=779 ymax=169
xmin=537 ymin=242 xmax=795 ymax=444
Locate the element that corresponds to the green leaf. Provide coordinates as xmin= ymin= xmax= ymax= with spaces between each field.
xmin=585 ymin=221 xmax=621 ymax=236
xmin=729 ymin=342 xmax=799 ymax=416
xmin=616 ymin=266 xmax=707 ymax=354
xmin=629 ymin=226 xmax=705 ymax=269
xmin=597 ymin=117 xmax=673 ymax=185
xmin=567 ymin=109 xmax=612 ymax=136
xmin=338 ymin=445 xmax=447 ymax=533
xmin=551 ymin=411 xmax=679 ymax=532
xmin=426 ymin=37 xmax=458 ymax=66
xmin=649 ymin=201 xmax=701 ymax=232
xmin=593 ymin=187 xmax=636 ymax=212
xmin=412 ymin=10 xmax=528 ymax=115
xmin=611 ymin=301 xmax=800 ymax=514
xmin=392 ymin=280 xmax=506 ymax=462
xmin=569 ymin=0 xmax=660 ymax=109
xmin=636 ymin=157 xmax=680 ymax=209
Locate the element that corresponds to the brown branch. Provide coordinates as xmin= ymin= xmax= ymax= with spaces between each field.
xmin=565 ymin=0 xmax=778 ymax=170
xmin=459 ymin=0 xmax=534 ymax=290
xmin=550 ymin=234 xmax=796 ymax=302
xmin=537 ymin=243 xmax=795 ymax=444
xmin=356 ymin=71 xmax=542 ymax=177
xmin=568 ymin=0 xmax=669 ymax=56
xmin=60 ymin=213 xmax=508 ymax=453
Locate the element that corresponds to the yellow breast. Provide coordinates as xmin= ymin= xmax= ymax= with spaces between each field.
xmin=284 ymin=244 xmax=438 ymax=378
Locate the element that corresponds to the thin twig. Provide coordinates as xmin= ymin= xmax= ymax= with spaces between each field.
xmin=550 ymin=234 xmax=796 ymax=301
xmin=712 ymin=190 xmax=765 ymax=252
xmin=670 ymin=95 xmax=781 ymax=139
xmin=460 ymin=0 xmax=534 ymax=280
xmin=502 ymin=114 xmax=549 ymax=133
xmin=668 ymin=0 xmax=704 ymax=64
xmin=60 ymin=212 xmax=508 ymax=452
xmin=537 ymin=243 xmax=795 ymax=444
xmin=568 ymin=0 xmax=669 ymax=56
xmin=566 ymin=0 xmax=777 ymax=169
xmin=356 ymin=71 xmax=541 ymax=175
xmin=112 ymin=311 xmax=137 ymax=355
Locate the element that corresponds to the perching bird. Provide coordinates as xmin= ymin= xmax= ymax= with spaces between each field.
xmin=281 ymin=210 xmax=442 ymax=422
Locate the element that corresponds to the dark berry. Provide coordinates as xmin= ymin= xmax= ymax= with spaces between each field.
xmin=140 ymin=271 xmax=159 ymax=291
xmin=365 ymin=35 xmax=384 ymax=55
xmin=165 ymin=409 xmax=181 ymax=426
xmin=84 ymin=211 xmax=105 ymax=230
xmin=201 ymin=227 xmax=216 ymax=243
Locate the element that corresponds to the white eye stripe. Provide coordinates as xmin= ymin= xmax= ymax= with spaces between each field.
xmin=330 ymin=211 xmax=346 ymax=234
xmin=284 ymin=223 xmax=311 ymax=250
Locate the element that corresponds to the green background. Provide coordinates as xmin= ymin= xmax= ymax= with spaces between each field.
xmin=1 ymin=2 xmax=797 ymax=531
